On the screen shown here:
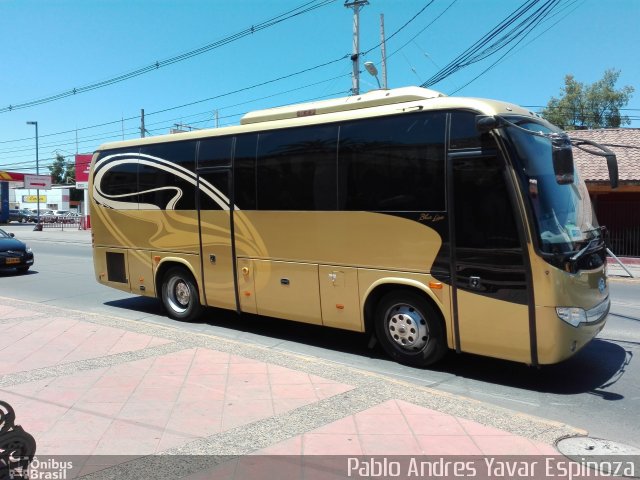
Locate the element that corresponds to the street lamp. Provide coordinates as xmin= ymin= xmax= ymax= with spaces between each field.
xmin=26 ymin=121 xmax=40 ymax=224
xmin=364 ymin=61 xmax=381 ymax=89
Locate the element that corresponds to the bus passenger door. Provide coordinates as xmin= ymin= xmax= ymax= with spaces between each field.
xmin=450 ymin=149 xmax=533 ymax=364
xmin=197 ymin=137 xmax=237 ymax=311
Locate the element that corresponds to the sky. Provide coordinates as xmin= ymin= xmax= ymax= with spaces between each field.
xmin=1 ymin=0 xmax=638 ymax=175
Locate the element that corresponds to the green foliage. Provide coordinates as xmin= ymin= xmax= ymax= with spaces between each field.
xmin=541 ymin=69 xmax=634 ymax=130
xmin=48 ymin=153 xmax=75 ymax=184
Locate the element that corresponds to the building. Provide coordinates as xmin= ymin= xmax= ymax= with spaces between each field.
xmin=571 ymin=128 xmax=640 ymax=257
xmin=10 ymin=186 xmax=76 ymax=212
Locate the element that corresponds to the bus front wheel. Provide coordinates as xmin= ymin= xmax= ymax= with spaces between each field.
xmin=161 ymin=267 xmax=203 ymax=322
xmin=374 ymin=292 xmax=447 ymax=367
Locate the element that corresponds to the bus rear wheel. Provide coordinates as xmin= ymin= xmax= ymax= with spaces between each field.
xmin=161 ymin=267 xmax=203 ymax=322
xmin=374 ymin=292 xmax=447 ymax=367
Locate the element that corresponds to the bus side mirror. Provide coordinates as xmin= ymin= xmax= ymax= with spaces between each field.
xmin=569 ymin=138 xmax=619 ymax=189
xmin=476 ymin=115 xmax=499 ymax=132
xmin=552 ymin=136 xmax=574 ymax=185
xmin=605 ymin=152 xmax=618 ymax=189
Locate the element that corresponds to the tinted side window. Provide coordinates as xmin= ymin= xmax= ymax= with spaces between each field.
xmin=94 ymin=148 xmax=140 ymax=207
xmin=198 ymin=136 xmax=233 ymax=169
xmin=453 ymin=155 xmax=522 ymax=250
xmin=450 ymin=111 xmax=495 ymax=150
xmin=452 ymin=151 xmax=527 ymax=303
xmin=338 ymin=112 xmax=446 ymax=211
xmin=197 ymin=137 xmax=234 ymax=210
xmin=256 ymin=125 xmax=338 ymax=210
xmin=234 ymin=133 xmax=258 ymax=210
xmin=138 ymin=141 xmax=197 ymax=210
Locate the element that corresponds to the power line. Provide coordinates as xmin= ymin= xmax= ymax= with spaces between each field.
xmin=0 ymin=0 xmax=337 ymax=114
xmin=385 ymin=0 xmax=459 ymax=62
xmin=0 ymin=70 xmax=352 ymax=163
xmin=485 ymin=0 xmax=585 ymax=69
xmin=0 ymin=66 xmax=350 ymax=158
xmin=3 ymin=0 xmax=440 ymax=153
xmin=362 ymin=0 xmax=436 ymax=56
xmin=421 ymin=0 xmax=559 ymax=89
xmin=0 ymin=88 xmax=351 ymax=171
xmin=448 ymin=0 xmax=560 ymax=94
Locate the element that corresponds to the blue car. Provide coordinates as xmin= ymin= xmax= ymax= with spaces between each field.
xmin=0 ymin=228 xmax=34 ymax=274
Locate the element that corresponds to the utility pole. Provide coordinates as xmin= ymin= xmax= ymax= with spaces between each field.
xmin=344 ymin=0 xmax=369 ymax=95
xmin=380 ymin=13 xmax=388 ymax=89
xmin=215 ymin=109 xmax=219 ymax=128
xmin=26 ymin=121 xmax=40 ymax=223
xmin=140 ymin=108 xmax=146 ymax=138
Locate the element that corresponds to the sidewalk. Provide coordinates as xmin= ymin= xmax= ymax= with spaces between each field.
xmin=607 ymin=256 xmax=640 ymax=280
xmin=1 ymin=297 xmax=582 ymax=479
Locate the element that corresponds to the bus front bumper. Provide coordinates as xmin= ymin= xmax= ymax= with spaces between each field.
xmin=535 ymin=297 xmax=610 ymax=365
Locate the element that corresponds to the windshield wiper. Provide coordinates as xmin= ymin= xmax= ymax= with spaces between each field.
xmin=570 ymin=237 xmax=602 ymax=263
xmin=580 ymin=226 xmax=605 ymax=240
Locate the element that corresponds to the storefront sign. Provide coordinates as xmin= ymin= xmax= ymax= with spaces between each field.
xmin=22 ymin=195 xmax=47 ymax=203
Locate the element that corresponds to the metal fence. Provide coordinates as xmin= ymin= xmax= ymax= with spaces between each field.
xmin=597 ymin=200 xmax=640 ymax=258
xmin=40 ymin=216 xmax=86 ymax=230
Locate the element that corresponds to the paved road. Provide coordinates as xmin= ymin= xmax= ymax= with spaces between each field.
xmin=2 ymin=224 xmax=640 ymax=448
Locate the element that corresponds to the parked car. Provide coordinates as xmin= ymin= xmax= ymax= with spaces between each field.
xmin=8 ymin=209 xmax=35 ymax=223
xmin=52 ymin=210 xmax=70 ymax=221
xmin=27 ymin=209 xmax=53 ymax=223
xmin=60 ymin=211 xmax=81 ymax=224
xmin=38 ymin=211 xmax=56 ymax=223
xmin=0 ymin=228 xmax=34 ymax=274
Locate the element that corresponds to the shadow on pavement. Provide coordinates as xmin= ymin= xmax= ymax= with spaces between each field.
xmin=0 ymin=269 xmax=38 ymax=277
xmin=432 ymin=339 xmax=631 ymax=399
xmin=102 ymin=297 xmax=631 ymax=399
xmin=104 ymin=297 xmax=375 ymax=357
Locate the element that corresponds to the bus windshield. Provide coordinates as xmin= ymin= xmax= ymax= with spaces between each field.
xmin=503 ymin=118 xmax=601 ymax=257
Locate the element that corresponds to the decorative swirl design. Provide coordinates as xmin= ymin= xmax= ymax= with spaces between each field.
xmin=92 ymin=152 xmax=236 ymax=211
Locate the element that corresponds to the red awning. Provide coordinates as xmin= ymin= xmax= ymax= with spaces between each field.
xmin=0 ymin=171 xmax=25 ymax=181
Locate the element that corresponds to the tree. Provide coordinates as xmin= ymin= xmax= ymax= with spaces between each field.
xmin=541 ymin=69 xmax=634 ymax=130
xmin=48 ymin=153 xmax=75 ymax=184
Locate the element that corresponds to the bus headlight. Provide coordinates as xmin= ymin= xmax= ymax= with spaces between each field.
xmin=556 ymin=307 xmax=587 ymax=327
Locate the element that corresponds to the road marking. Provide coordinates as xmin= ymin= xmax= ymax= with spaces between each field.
xmin=468 ymin=389 xmax=540 ymax=407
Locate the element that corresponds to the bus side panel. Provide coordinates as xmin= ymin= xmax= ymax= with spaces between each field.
xmin=200 ymin=211 xmax=236 ymax=310
xmin=128 ymin=249 xmax=155 ymax=297
xmin=233 ymin=211 xmax=443 ymax=273
xmin=92 ymin=209 xmax=201 ymax=253
xmin=456 ymin=291 xmax=530 ymax=363
xmin=237 ymin=258 xmax=257 ymax=314
xmin=93 ymin=246 xmax=132 ymax=295
xmin=253 ymin=260 xmax=322 ymax=325
xmin=319 ymin=265 xmax=361 ymax=332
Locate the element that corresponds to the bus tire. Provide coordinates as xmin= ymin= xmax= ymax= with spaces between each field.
xmin=161 ymin=267 xmax=203 ymax=322
xmin=374 ymin=291 xmax=447 ymax=367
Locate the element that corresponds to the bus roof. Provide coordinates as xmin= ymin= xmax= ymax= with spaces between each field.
xmin=240 ymin=87 xmax=446 ymax=124
xmin=95 ymin=87 xmax=536 ymax=151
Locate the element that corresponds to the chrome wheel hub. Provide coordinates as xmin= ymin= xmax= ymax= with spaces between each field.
xmin=386 ymin=304 xmax=429 ymax=351
xmin=167 ymin=277 xmax=190 ymax=313
xmin=175 ymin=282 xmax=190 ymax=306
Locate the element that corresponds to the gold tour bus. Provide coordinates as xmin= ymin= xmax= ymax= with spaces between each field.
xmin=90 ymin=87 xmax=617 ymax=368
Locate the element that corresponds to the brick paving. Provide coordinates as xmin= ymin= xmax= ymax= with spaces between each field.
xmin=0 ymin=293 xmax=584 ymax=479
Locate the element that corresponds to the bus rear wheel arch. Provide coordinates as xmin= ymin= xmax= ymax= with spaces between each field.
xmin=159 ymin=265 xmax=203 ymax=322
xmin=373 ymin=290 xmax=447 ymax=367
